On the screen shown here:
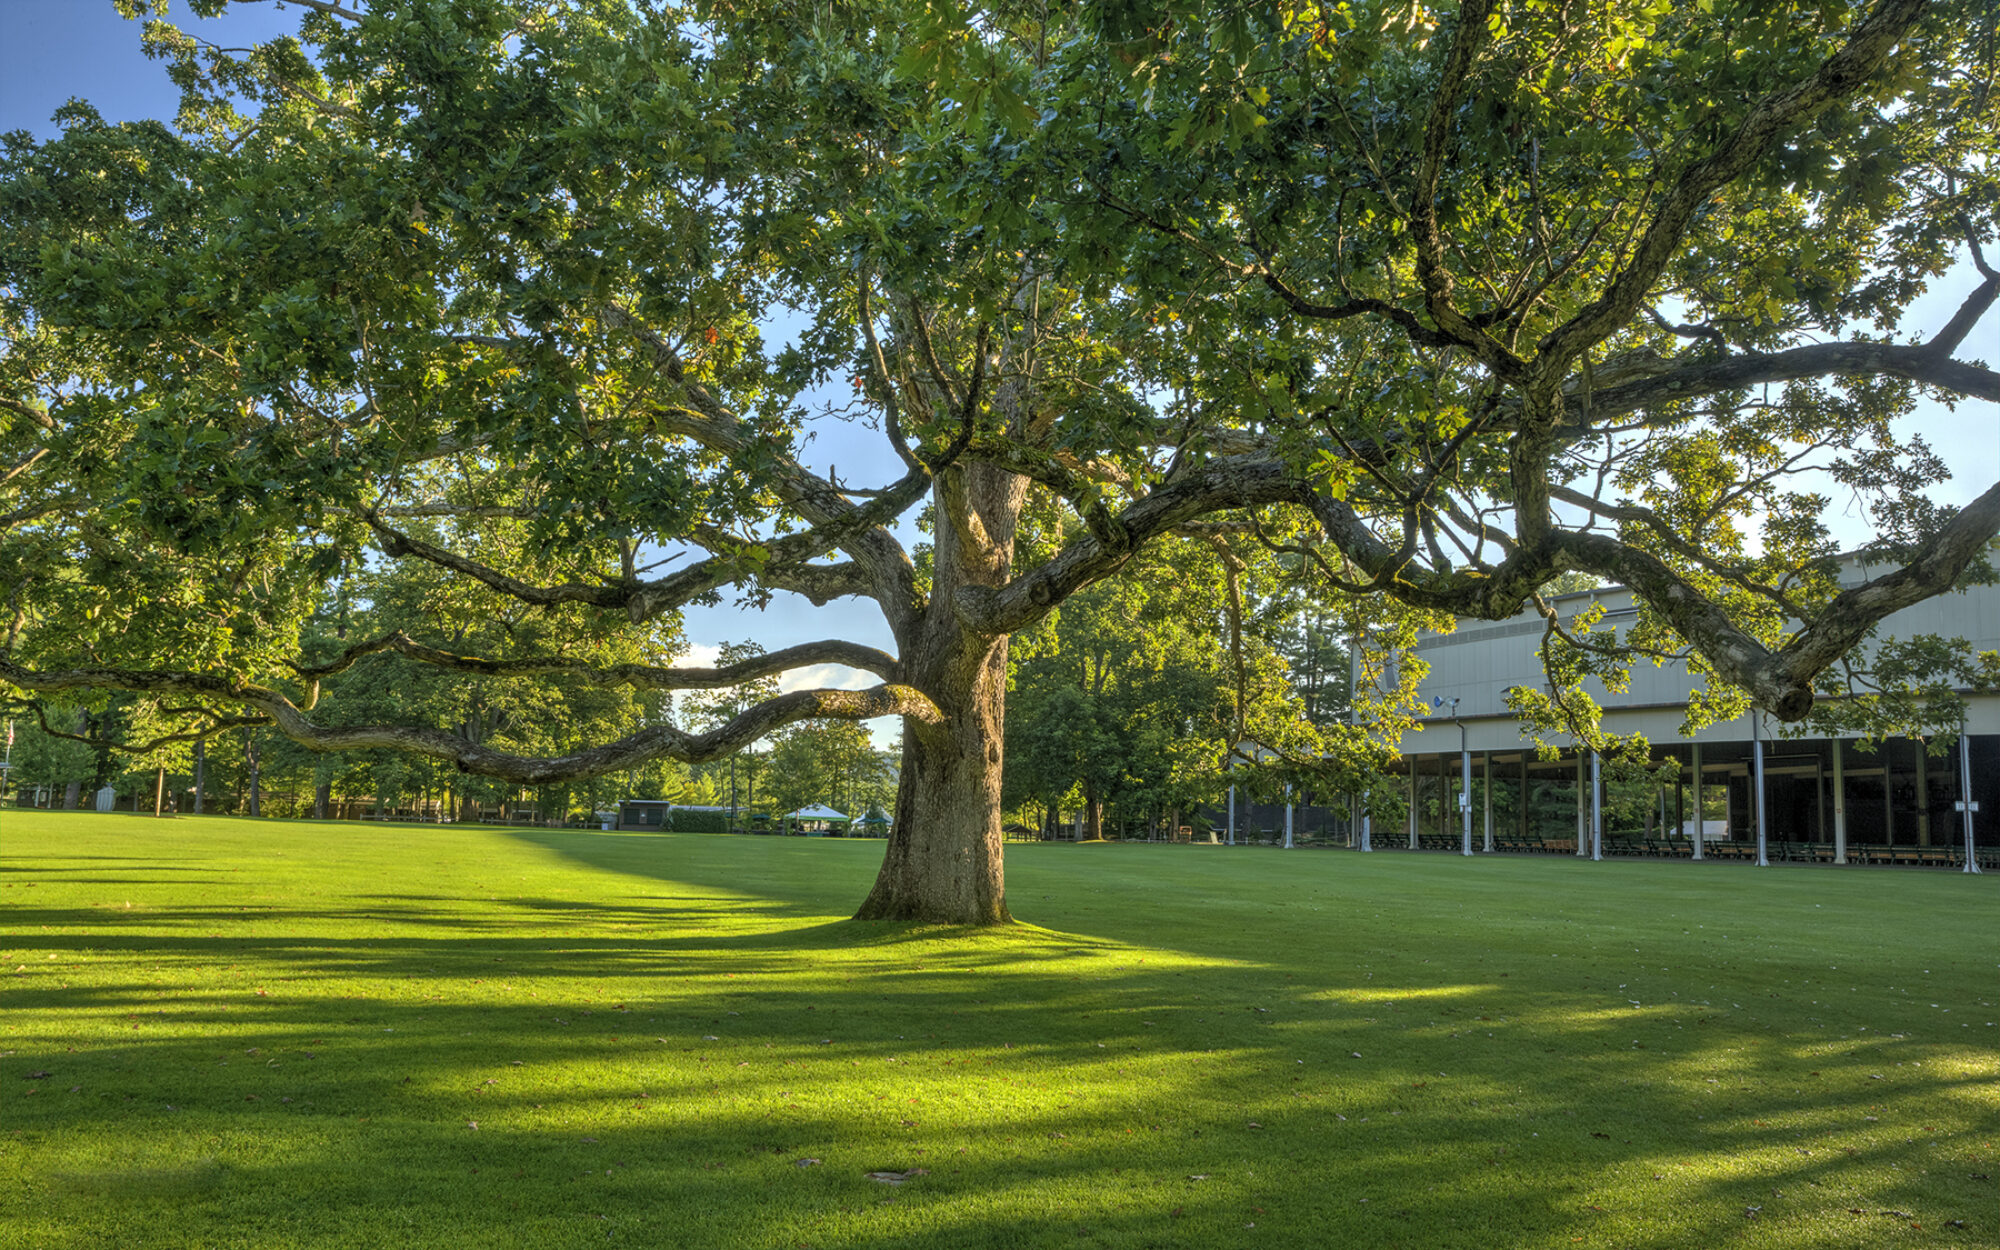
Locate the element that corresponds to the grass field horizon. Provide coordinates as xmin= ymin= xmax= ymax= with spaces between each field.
xmin=3 ymin=811 xmax=1994 ymax=1248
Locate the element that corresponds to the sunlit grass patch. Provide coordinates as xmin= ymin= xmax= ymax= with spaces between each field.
xmin=2 ymin=812 xmax=1995 ymax=1248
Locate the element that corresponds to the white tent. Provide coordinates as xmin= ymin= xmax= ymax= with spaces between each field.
xmin=784 ymin=804 xmax=850 ymax=822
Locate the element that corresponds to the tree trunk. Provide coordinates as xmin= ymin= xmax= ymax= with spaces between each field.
xmin=192 ymin=738 xmax=206 ymax=814
xmin=314 ymin=781 xmax=331 ymax=820
xmin=1083 ymin=788 xmax=1105 ymax=841
xmin=854 ymin=436 xmax=1031 ymax=925
xmin=856 ymin=626 xmax=1011 ymax=924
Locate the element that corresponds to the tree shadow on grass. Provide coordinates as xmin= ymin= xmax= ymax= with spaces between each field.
xmin=4 ymin=825 xmax=1995 ymax=1248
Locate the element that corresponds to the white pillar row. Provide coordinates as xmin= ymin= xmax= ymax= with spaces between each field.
xmin=1691 ymin=742 xmax=1705 ymax=861
xmin=1831 ymin=739 xmax=1848 ymax=864
xmin=1482 ymin=752 xmax=1495 ymax=853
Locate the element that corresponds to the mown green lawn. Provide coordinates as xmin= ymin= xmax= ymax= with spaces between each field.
xmin=2 ymin=811 xmax=1994 ymax=1249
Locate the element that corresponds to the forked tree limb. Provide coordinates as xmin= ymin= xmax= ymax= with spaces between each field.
xmin=362 ymin=446 xmax=937 ymax=622
xmin=0 ymin=658 xmax=943 ymax=783
xmin=608 ymin=302 xmax=926 ymax=632
xmin=1409 ymin=0 xmax=1522 ymax=377
xmin=292 ymin=631 xmax=902 ymax=686
xmin=1565 ymin=339 xmax=2000 ymax=422
xmin=960 ymin=437 xmax=2000 ymax=722
xmin=1531 ymin=0 xmax=1930 ymax=375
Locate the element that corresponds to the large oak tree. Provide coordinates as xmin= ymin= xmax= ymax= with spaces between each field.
xmin=3 ymin=0 xmax=1997 ymax=923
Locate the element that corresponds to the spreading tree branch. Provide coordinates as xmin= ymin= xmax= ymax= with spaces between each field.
xmin=1534 ymin=0 xmax=1929 ymax=373
xmin=293 ymin=632 xmax=901 ymax=687
xmin=0 ymin=659 xmax=943 ymax=784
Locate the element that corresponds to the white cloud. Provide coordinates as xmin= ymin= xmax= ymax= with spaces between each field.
xmin=672 ymin=642 xmax=723 ymax=669
xmin=778 ymin=663 xmax=875 ymax=693
xmin=674 ymin=649 xmax=901 ymax=750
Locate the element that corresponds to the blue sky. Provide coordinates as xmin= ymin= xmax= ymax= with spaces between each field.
xmin=4 ymin=2 xmax=1997 ymax=732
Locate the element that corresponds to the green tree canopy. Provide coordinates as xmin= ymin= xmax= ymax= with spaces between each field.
xmin=2 ymin=0 xmax=1997 ymax=923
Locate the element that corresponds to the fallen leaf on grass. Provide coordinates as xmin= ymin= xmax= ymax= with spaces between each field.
xmin=25 ymin=1071 xmax=51 ymax=1080
xmin=865 ymin=1169 xmax=928 ymax=1185
xmin=793 ymin=1158 xmax=820 ymax=1167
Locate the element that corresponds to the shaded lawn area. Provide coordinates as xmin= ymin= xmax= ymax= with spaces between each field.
xmin=2 ymin=812 xmax=1995 ymax=1249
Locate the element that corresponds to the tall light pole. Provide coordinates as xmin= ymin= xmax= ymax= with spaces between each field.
xmin=1960 ymin=717 xmax=1982 ymax=874
xmin=1434 ymin=696 xmax=1471 ymax=856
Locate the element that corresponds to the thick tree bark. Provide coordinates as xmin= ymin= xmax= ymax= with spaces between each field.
xmin=314 ymin=781 xmax=330 ymax=820
xmin=62 ymin=781 xmax=80 ymax=810
xmin=856 ymin=630 xmax=1012 ymax=925
xmin=856 ymin=458 xmax=1028 ymax=924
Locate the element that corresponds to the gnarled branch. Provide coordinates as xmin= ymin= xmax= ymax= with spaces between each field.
xmin=1534 ymin=0 xmax=1928 ymax=373
xmin=0 ymin=658 xmax=942 ymax=784
xmin=293 ymin=631 xmax=901 ymax=686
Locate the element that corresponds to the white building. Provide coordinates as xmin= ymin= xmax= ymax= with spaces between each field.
xmin=1383 ymin=555 xmax=2000 ymax=870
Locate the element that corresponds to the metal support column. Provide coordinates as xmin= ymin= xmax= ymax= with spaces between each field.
xmin=1753 ymin=713 xmax=1770 ymax=867
xmin=1691 ymin=743 xmax=1705 ymax=860
xmin=1409 ymin=764 xmax=1420 ymax=850
xmin=1519 ymin=756 xmax=1530 ymax=845
xmin=1482 ymin=752 xmax=1495 ymax=853
xmin=1917 ymin=746 xmax=1932 ymax=847
xmin=1885 ymin=741 xmax=1896 ymax=847
xmin=1575 ymin=754 xmax=1589 ymax=856
xmin=1960 ymin=731 xmax=1982 ymax=874
xmin=1590 ymin=750 xmax=1604 ymax=861
xmin=1664 ymin=756 xmax=1680 ymax=852
xmin=1460 ymin=734 xmax=1473 ymax=857
xmin=1831 ymin=739 xmax=1848 ymax=864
